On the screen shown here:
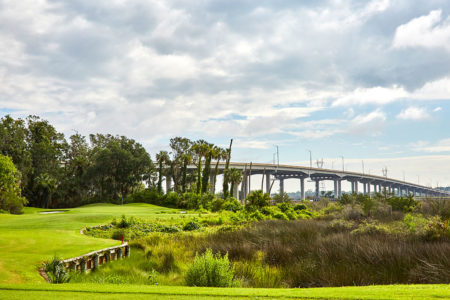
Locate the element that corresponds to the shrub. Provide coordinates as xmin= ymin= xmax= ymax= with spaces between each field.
xmin=43 ymin=256 xmax=70 ymax=283
xmin=386 ymin=196 xmax=417 ymax=212
xmin=185 ymin=249 xmax=236 ymax=287
xmin=222 ymin=198 xmax=243 ymax=212
xmin=342 ymin=204 xmax=364 ymax=220
xmin=245 ymin=190 xmax=270 ymax=208
xmin=117 ymin=215 xmax=135 ymax=228
xmin=294 ymin=204 xmax=307 ymax=211
xmin=183 ymin=220 xmax=201 ymax=231
xmin=111 ymin=229 xmax=126 ymax=241
xmin=272 ymin=211 xmax=289 ymax=221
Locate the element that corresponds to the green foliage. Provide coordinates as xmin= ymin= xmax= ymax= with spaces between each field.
xmin=424 ymin=216 xmax=450 ymax=241
xmin=185 ymin=249 xmax=236 ymax=287
xmin=245 ymin=190 xmax=270 ymax=208
xmin=386 ymin=195 xmax=417 ymax=212
xmin=403 ymin=213 xmax=416 ymax=233
xmin=43 ymin=256 xmax=70 ymax=284
xmin=183 ymin=220 xmax=201 ymax=231
xmin=111 ymin=229 xmax=126 ymax=241
xmin=294 ymin=204 xmax=307 ymax=211
xmin=0 ymin=154 xmax=27 ymax=214
xmin=117 ymin=215 xmax=136 ymax=228
xmin=272 ymin=192 xmax=292 ymax=204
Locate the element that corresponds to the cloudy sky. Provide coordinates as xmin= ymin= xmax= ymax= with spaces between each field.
xmin=1 ymin=0 xmax=450 ymax=190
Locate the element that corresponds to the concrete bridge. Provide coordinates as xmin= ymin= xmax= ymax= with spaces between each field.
xmin=185 ymin=162 xmax=450 ymax=201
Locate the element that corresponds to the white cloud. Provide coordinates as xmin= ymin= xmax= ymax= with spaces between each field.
xmin=393 ymin=10 xmax=450 ymax=51
xmin=348 ymin=109 xmax=386 ymax=135
xmin=434 ymin=107 xmax=442 ymax=112
xmin=414 ymin=138 xmax=450 ymax=153
xmin=332 ymin=86 xmax=408 ymax=106
xmin=396 ymin=107 xmax=429 ymax=120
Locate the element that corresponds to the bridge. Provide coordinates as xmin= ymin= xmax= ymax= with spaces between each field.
xmin=186 ymin=162 xmax=450 ymax=201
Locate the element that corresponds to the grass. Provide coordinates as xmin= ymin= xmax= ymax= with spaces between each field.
xmin=0 ymin=283 xmax=448 ymax=299
xmin=0 ymin=203 xmax=189 ymax=283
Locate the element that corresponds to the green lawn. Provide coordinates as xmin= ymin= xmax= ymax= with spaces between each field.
xmin=0 ymin=283 xmax=448 ymax=299
xmin=0 ymin=203 xmax=185 ymax=283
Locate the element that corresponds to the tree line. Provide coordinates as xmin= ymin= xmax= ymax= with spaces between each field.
xmin=0 ymin=115 xmax=241 ymax=212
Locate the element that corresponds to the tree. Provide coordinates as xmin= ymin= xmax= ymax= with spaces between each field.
xmin=25 ymin=116 xmax=65 ymax=207
xmin=211 ymin=146 xmax=226 ymax=194
xmin=224 ymin=168 xmax=242 ymax=199
xmin=191 ymin=140 xmax=210 ymax=194
xmin=222 ymin=139 xmax=233 ymax=198
xmin=201 ymin=143 xmax=214 ymax=195
xmin=0 ymin=154 xmax=27 ymax=214
xmin=0 ymin=115 xmax=31 ymax=188
xmin=34 ymin=173 xmax=58 ymax=208
xmin=156 ymin=151 xmax=170 ymax=194
xmin=169 ymin=137 xmax=192 ymax=193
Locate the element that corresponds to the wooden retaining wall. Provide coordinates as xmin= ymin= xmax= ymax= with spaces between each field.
xmin=61 ymin=243 xmax=130 ymax=273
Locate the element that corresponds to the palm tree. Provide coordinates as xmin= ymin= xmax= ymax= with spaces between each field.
xmin=224 ymin=168 xmax=242 ymax=199
xmin=211 ymin=147 xmax=227 ymax=194
xmin=180 ymin=152 xmax=192 ymax=193
xmin=191 ymin=140 xmax=210 ymax=194
xmin=222 ymin=139 xmax=233 ymax=198
xmin=156 ymin=151 xmax=169 ymax=194
xmin=35 ymin=173 xmax=57 ymax=208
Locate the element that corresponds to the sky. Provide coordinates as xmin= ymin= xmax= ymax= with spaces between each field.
xmin=1 ymin=0 xmax=450 ymax=192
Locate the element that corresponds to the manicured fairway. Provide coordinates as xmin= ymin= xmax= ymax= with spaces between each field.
xmin=0 ymin=283 xmax=448 ymax=299
xmin=0 ymin=203 xmax=184 ymax=283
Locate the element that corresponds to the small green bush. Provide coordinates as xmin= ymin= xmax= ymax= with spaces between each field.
xmin=185 ymin=249 xmax=236 ymax=287
xmin=43 ymin=256 xmax=70 ymax=283
xmin=183 ymin=220 xmax=201 ymax=231
xmin=294 ymin=204 xmax=307 ymax=211
xmin=111 ymin=229 xmax=126 ymax=241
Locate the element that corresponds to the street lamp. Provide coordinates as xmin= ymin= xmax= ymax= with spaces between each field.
xmin=307 ymin=150 xmax=312 ymax=169
xmin=340 ymin=156 xmax=344 ymax=172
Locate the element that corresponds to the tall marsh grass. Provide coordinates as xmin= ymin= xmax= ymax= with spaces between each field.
xmin=204 ymin=220 xmax=450 ymax=287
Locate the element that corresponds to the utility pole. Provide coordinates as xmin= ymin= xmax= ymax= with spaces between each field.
xmin=362 ymin=160 xmax=365 ymax=174
xmin=340 ymin=156 xmax=344 ymax=172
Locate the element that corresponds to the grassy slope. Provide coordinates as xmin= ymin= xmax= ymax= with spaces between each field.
xmin=0 ymin=203 xmax=183 ymax=283
xmin=0 ymin=283 xmax=448 ymax=299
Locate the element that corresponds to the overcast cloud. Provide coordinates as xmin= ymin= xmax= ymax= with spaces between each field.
xmin=1 ymin=0 xmax=450 ymax=187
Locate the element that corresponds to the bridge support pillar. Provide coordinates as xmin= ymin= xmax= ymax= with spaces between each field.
xmin=279 ymin=178 xmax=284 ymax=196
xmin=266 ymin=173 xmax=271 ymax=194
xmin=367 ymin=183 xmax=371 ymax=195
xmin=338 ymin=180 xmax=342 ymax=198
xmin=363 ymin=183 xmax=367 ymax=195
xmin=351 ymin=181 xmax=355 ymax=194
xmin=334 ymin=180 xmax=338 ymax=199
xmin=233 ymin=184 xmax=238 ymax=199
xmin=300 ymin=178 xmax=305 ymax=200
xmin=354 ymin=181 xmax=359 ymax=194
xmin=165 ymin=176 xmax=172 ymax=194
xmin=315 ymin=180 xmax=320 ymax=199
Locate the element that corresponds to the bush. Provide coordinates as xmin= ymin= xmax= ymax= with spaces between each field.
xmin=117 ymin=215 xmax=135 ymax=228
xmin=185 ymin=248 xmax=236 ymax=287
xmin=386 ymin=196 xmax=417 ymax=212
xmin=43 ymin=256 xmax=70 ymax=283
xmin=111 ymin=229 xmax=126 ymax=241
xmin=183 ymin=220 xmax=201 ymax=231
xmin=294 ymin=204 xmax=307 ymax=211
xmin=245 ymin=190 xmax=270 ymax=208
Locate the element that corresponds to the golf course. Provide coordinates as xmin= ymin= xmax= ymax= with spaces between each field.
xmin=0 ymin=203 xmax=448 ymax=299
